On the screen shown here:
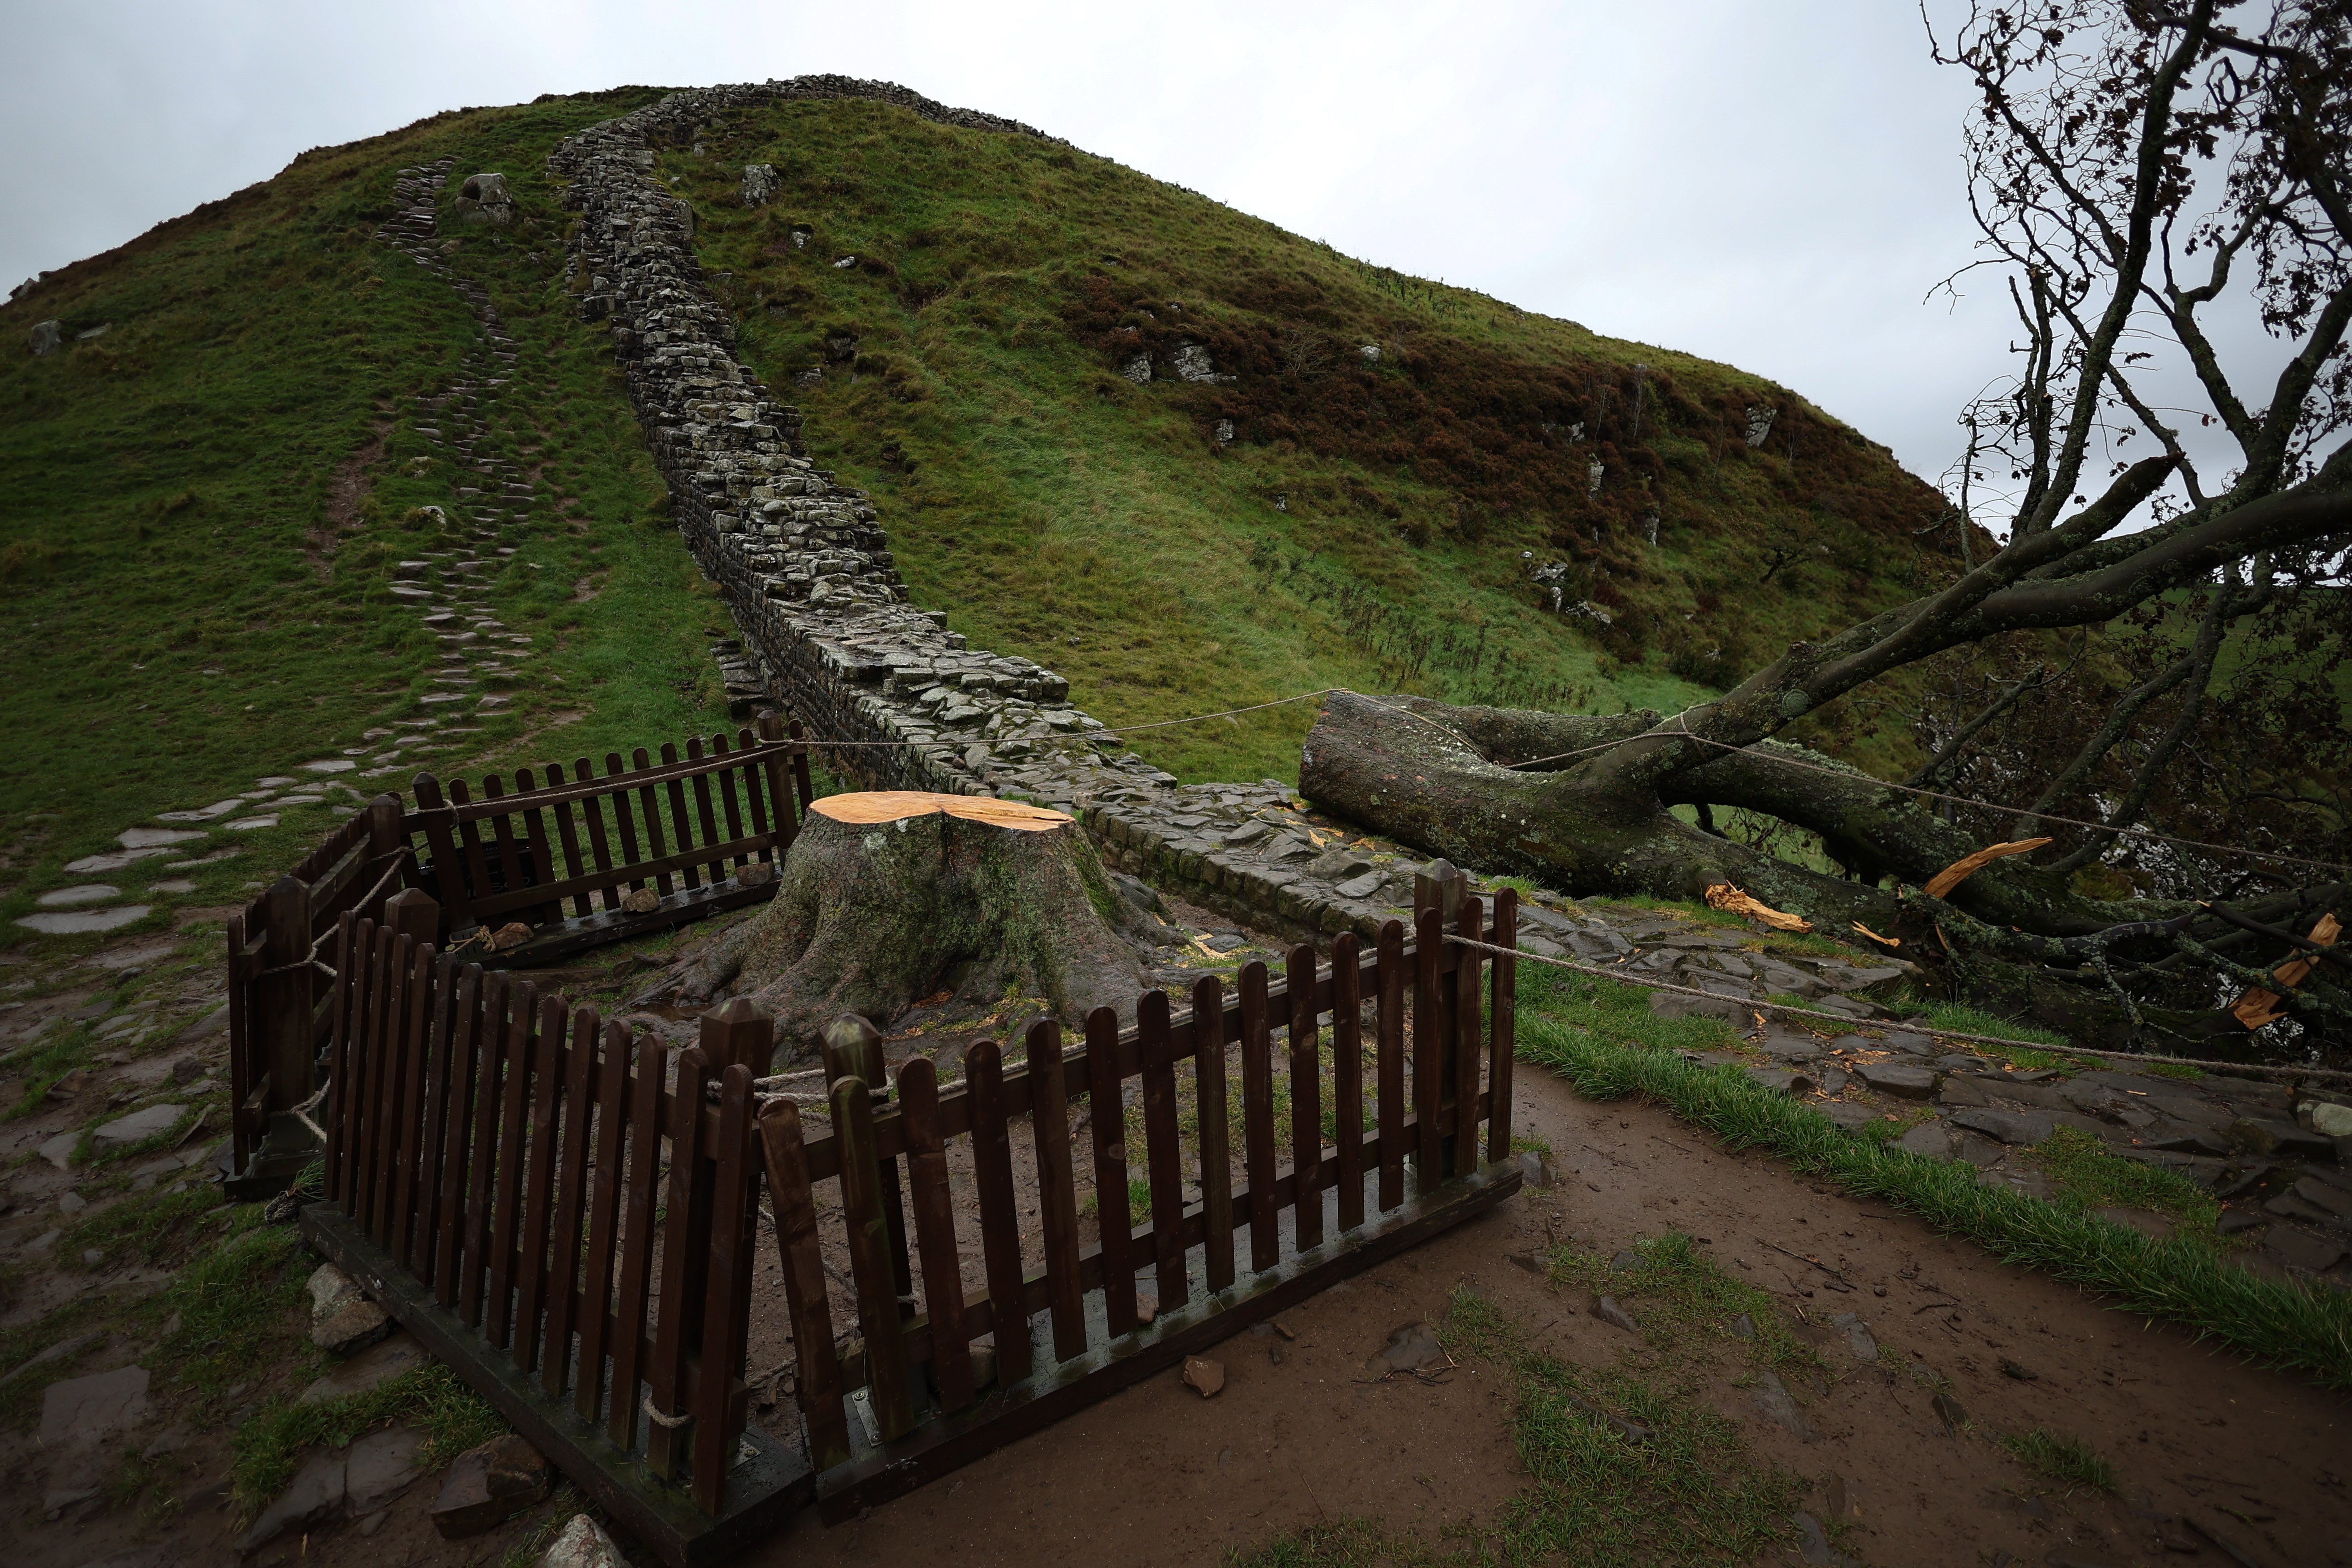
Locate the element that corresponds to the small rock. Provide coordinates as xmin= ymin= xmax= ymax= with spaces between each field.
xmin=38 ymin=1364 xmax=150 ymax=1447
xmin=345 ymin=1425 xmax=426 ymax=1514
xmin=1949 ymin=1108 xmax=2054 ymax=1145
xmin=1180 ymin=1356 xmax=1225 ymax=1398
xmin=29 ymin=319 xmax=63 ymax=356
xmin=735 ymin=862 xmax=775 ymax=889
xmin=234 ymin=1446 xmax=346 ymax=1554
xmin=1516 ymin=1150 xmax=1554 ymax=1187
xmin=56 ymin=1190 xmax=88 ymax=1214
xmin=541 ymin=1512 xmax=624 ymax=1568
xmin=1729 ymin=1312 xmax=1756 ymax=1340
xmin=1855 ymin=1062 xmax=1938 ymax=1099
xmin=1894 ymin=1121 xmax=1954 ymax=1161
xmin=298 ymin=1331 xmax=430 ymax=1404
xmin=312 ymin=1298 xmax=392 ymax=1356
xmin=1749 ymin=1370 xmax=1817 ymax=1439
xmin=1135 ymin=1292 xmax=1158 ymax=1325
xmin=968 ymin=1342 xmax=997 ymax=1389
xmin=1830 ymin=1312 xmax=1877 ymax=1361
xmin=1791 ymin=1509 xmax=1855 ymax=1566
xmin=1998 ymin=1357 xmax=2036 ymax=1381
xmin=432 ymin=1433 xmax=550 ymax=1538
xmin=2263 ymin=1224 xmax=2347 ymax=1273
xmin=1931 ymin=1389 xmax=1968 ymax=1432
xmin=93 ymin=1103 xmax=185 ymax=1145
xmin=487 ymin=922 xmax=533 ymax=952
xmin=2303 ymin=1100 xmax=2352 ymax=1138
xmin=620 ymin=886 xmax=661 ymax=915
xmin=1361 ymin=1321 xmax=1446 ymax=1377
xmin=1592 ymin=1295 xmax=1641 ymax=1334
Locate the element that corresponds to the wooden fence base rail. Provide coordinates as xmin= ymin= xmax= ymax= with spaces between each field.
xmin=298 ymin=1202 xmax=814 ymax=1568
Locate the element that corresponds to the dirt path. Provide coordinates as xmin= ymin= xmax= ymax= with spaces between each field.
xmin=733 ymin=1061 xmax=2349 ymax=1568
xmin=14 ymin=1060 xmax=2347 ymax=1568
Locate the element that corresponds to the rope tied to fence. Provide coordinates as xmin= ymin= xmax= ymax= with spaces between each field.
xmin=1437 ymin=932 xmax=2352 ymax=1089
xmin=641 ymin=1393 xmax=692 ymax=1429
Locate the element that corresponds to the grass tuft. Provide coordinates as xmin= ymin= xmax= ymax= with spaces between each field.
xmin=1998 ymin=1428 xmax=2117 ymax=1493
xmin=1514 ymin=965 xmax=2352 ymax=1393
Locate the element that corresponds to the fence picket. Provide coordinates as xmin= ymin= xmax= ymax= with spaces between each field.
xmin=1287 ymin=945 xmax=1323 ymax=1253
xmin=405 ymin=951 xmax=459 ymax=1280
xmin=432 ymin=965 xmax=484 ymax=1307
xmin=1028 ymin=1018 xmax=1086 ymax=1363
xmin=485 ymin=979 xmax=540 ymax=1349
xmin=546 ymin=762 xmax=593 ymax=919
xmin=897 ymin=1058 xmax=973 ymax=1412
xmin=688 ymin=736 xmax=726 ymax=882
xmin=1413 ymin=909 xmax=1443 ymax=1197
xmin=1489 ymin=889 xmax=1517 ymax=1163
xmin=515 ymin=768 xmax=563 ymax=925
xmin=1376 ymin=920 xmax=1406 ymax=1212
xmin=1136 ymin=991 xmax=1186 ymax=1310
xmin=660 ymin=743 xmax=701 ymax=891
xmin=1084 ymin=1006 xmax=1137 ymax=1338
xmin=710 ymin=733 xmax=748 ymax=873
xmin=1238 ymin=962 xmax=1278 ymax=1271
xmin=757 ymin=1096 xmax=851 ymax=1470
xmin=541 ymin=1005 xmax=601 ymax=1399
xmin=963 ymin=1040 xmax=1029 ymax=1387
xmin=1454 ymin=897 xmax=1484 ymax=1178
xmin=573 ymin=760 xmax=622 ymax=912
xmin=448 ymin=777 xmax=496 ymax=913
xmin=390 ymin=943 xmax=445 ymax=1270
xmin=693 ymin=1063 xmax=759 ymax=1512
xmin=648 ymin=1046 xmax=714 ymax=1479
xmin=459 ymin=972 xmax=508 ymax=1328
xmin=835 ymin=1070 xmax=915 ymax=1442
xmin=366 ymin=930 xmax=414 ymax=1245
xmin=1190 ymin=976 xmax=1234 ymax=1293
xmin=573 ymin=1020 xmax=631 ymax=1425
xmin=1332 ymin=932 xmax=1365 ymax=1232
xmin=606 ymin=1037 xmax=667 ymax=1449
xmin=512 ymin=994 xmax=568 ymax=1377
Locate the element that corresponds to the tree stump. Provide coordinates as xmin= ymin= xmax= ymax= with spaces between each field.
xmin=653 ymin=792 xmax=1151 ymax=1065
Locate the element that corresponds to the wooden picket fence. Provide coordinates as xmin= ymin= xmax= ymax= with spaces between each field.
xmin=298 ymin=870 xmax=1522 ymax=1564
xmin=221 ymin=718 xmax=812 ymax=1197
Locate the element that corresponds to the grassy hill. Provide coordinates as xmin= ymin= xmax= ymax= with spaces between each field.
xmin=0 ymin=84 xmax=1960 ymax=935
xmin=671 ymin=95 xmax=1961 ymax=782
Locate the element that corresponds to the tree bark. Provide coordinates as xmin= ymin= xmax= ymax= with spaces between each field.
xmin=651 ymin=799 xmax=1149 ymax=1065
xmin=1298 ymin=691 xmax=2155 ymax=937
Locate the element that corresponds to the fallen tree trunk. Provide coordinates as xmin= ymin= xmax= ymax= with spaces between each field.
xmin=1297 ymin=690 xmax=2152 ymax=938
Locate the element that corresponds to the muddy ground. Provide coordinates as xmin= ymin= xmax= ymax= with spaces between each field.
xmin=19 ymin=1056 xmax=2347 ymax=1568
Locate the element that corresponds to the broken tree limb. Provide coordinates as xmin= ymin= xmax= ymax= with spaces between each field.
xmin=2230 ymin=913 xmax=2343 ymax=1029
xmin=1703 ymin=883 xmax=1814 ymax=933
xmin=1923 ymin=838 xmax=2054 ymax=900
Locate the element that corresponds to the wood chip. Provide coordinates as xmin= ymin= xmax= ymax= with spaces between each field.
xmin=1921 ymin=837 xmax=2052 ymax=900
xmin=1181 ymin=1356 xmax=1225 ymax=1397
xmin=1851 ymin=920 xmax=1900 ymax=948
xmin=807 ymin=791 xmax=1074 ymax=832
xmin=1703 ymin=883 xmax=1813 ymax=933
xmin=2231 ymin=911 xmax=2341 ymax=1028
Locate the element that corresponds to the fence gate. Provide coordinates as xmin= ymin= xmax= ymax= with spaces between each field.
xmin=300 ymin=869 xmax=1519 ymax=1564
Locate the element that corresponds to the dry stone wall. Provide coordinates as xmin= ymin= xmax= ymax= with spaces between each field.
xmin=543 ymin=78 xmax=1477 ymax=942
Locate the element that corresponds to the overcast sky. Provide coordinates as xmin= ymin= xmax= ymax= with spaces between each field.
xmin=0 ymin=1 xmax=2187 ymax=510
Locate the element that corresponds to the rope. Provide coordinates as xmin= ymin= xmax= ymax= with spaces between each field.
xmin=641 ymin=1393 xmax=691 ymax=1429
xmin=1439 ymin=932 xmax=2352 ymax=1089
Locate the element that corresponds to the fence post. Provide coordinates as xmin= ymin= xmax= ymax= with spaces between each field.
xmin=383 ymin=887 xmax=439 ymax=948
xmin=822 ymin=1014 xmax=913 ymax=1301
xmin=1412 ymin=862 xmax=1466 ymax=1180
xmin=754 ymin=713 xmax=799 ymax=858
xmin=255 ymin=874 xmax=319 ymax=1174
xmin=701 ymin=997 xmax=774 ymax=1077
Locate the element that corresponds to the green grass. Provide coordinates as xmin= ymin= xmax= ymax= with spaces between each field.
xmin=1233 ymin=1270 xmax=1811 ymax=1568
xmin=0 ymin=87 xmax=735 ymax=940
xmin=231 ymin=1361 xmax=506 ymax=1520
xmin=2023 ymin=1127 xmax=2224 ymax=1243
xmin=1998 ymin=1428 xmax=2117 ymax=1494
xmin=1512 ymin=963 xmax=2352 ymax=1392
xmin=671 ymin=97 xmax=1963 ymax=787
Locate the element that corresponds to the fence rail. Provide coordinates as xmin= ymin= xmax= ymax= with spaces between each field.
xmin=297 ymin=866 xmax=1519 ymax=1563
